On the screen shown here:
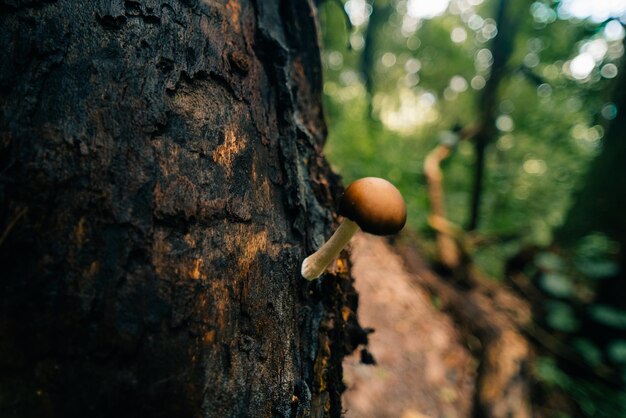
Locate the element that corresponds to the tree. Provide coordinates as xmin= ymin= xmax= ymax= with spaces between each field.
xmin=0 ymin=1 xmax=365 ymax=417
xmin=558 ymin=36 xmax=626 ymax=256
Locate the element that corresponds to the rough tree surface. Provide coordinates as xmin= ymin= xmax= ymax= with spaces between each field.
xmin=0 ymin=1 xmax=365 ymax=417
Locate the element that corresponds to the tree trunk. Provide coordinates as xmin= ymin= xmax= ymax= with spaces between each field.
xmin=556 ymin=37 xmax=626 ymax=358
xmin=467 ymin=0 xmax=526 ymax=231
xmin=557 ymin=38 xmax=626 ymax=251
xmin=0 ymin=1 xmax=365 ymax=417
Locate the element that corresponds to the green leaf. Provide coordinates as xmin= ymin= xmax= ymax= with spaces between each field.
xmin=546 ymin=301 xmax=579 ymax=332
xmin=540 ymin=273 xmax=574 ymax=298
xmin=607 ymin=340 xmax=626 ymax=364
xmin=572 ymin=338 xmax=603 ymax=366
xmin=575 ymin=233 xmax=620 ymax=258
xmin=534 ymin=356 xmax=571 ymax=387
xmin=576 ymin=259 xmax=620 ymax=279
xmin=589 ymin=305 xmax=626 ymax=329
xmin=535 ymin=252 xmax=565 ymax=271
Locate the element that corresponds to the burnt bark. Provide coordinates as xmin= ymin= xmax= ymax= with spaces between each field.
xmin=0 ymin=1 xmax=365 ymax=417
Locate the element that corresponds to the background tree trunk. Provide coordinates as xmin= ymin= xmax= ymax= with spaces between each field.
xmin=0 ymin=1 xmax=365 ymax=417
xmin=466 ymin=0 xmax=526 ymax=231
xmin=557 ymin=38 xmax=626 ymax=252
xmin=555 ymin=37 xmax=626 ymax=367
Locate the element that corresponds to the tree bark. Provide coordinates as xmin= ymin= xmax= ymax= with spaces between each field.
xmin=0 ymin=1 xmax=365 ymax=417
xmin=467 ymin=0 xmax=526 ymax=231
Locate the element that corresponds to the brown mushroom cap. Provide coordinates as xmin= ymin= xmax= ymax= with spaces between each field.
xmin=338 ymin=177 xmax=407 ymax=235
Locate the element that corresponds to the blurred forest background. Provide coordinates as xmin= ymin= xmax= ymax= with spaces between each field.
xmin=317 ymin=0 xmax=626 ymax=416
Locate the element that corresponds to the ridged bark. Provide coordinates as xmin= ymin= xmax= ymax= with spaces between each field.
xmin=0 ymin=1 xmax=366 ymax=416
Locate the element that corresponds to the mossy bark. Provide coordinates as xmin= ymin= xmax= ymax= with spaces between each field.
xmin=0 ymin=1 xmax=366 ymax=416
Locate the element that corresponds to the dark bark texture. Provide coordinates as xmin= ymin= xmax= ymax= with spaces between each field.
xmin=0 ymin=1 xmax=366 ymax=417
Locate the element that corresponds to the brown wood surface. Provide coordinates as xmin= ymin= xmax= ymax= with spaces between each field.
xmin=0 ymin=1 xmax=366 ymax=417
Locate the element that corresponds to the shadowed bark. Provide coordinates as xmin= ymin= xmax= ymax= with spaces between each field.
xmin=0 ymin=1 xmax=366 ymax=417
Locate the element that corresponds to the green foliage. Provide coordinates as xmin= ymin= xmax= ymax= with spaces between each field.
xmin=540 ymin=272 xmax=574 ymax=298
xmin=535 ymin=357 xmax=626 ymax=417
xmin=504 ymin=241 xmax=626 ymax=416
xmin=535 ymin=356 xmax=572 ymax=387
xmin=574 ymin=233 xmax=621 ymax=279
xmin=572 ymin=338 xmax=603 ymax=366
xmin=546 ymin=300 xmax=579 ymax=332
xmin=319 ymin=0 xmax=626 ymax=415
xmin=608 ymin=340 xmax=626 ymax=364
xmin=319 ymin=0 xmax=623 ymax=275
xmin=589 ymin=305 xmax=626 ymax=330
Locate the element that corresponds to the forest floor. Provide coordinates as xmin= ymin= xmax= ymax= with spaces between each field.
xmin=342 ymin=233 xmax=475 ymax=418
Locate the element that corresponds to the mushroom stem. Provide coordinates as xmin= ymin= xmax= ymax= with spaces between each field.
xmin=301 ymin=219 xmax=359 ymax=280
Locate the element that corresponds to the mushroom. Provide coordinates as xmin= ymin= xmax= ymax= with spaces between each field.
xmin=301 ymin=177 xmax=407 ymax=280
